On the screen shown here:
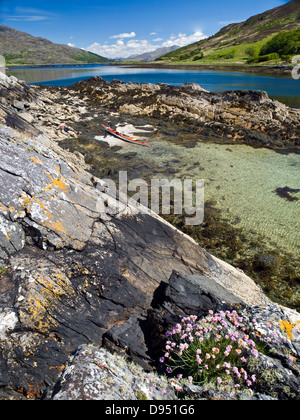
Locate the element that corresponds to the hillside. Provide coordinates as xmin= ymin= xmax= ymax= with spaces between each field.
xmin=126 ymin=45 xmax=179 ymax=61
xmin=158 ymin=0 xmax=300 ymax=64
xmin=0 ymin=25 xmax=110 ymax=65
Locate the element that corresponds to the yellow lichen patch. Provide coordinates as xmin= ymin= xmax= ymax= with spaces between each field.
xmin=19 ymin=271 xmax=75 ymax=334
xmin=278 ymin=320 xmax=296 ymax=341
xmin=32 ymin=197 xmax=53 ymax=220
xmin=27 ymin=157 xmax=44 ymax=165
xmin=19 ymin=194 xmax=54 ymax=222
xmin=19 ymin=192 xmax=32 ymax=208
xmin=45 ymin=177 xmax=69 ymax=193
xmin=0 ymin=202 xmax=8 ymax=213
xmin=49 ymin=221 xmax=64 ymax=233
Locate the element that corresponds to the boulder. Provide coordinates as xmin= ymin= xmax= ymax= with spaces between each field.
xmin=164 ymin=271 xmax=245 ymax=315
xmin=51 ymin=345 xmax=177 ymax=400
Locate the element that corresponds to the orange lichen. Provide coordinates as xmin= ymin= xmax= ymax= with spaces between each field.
xmin=0 ymin=202 xmax=7 ymax=213
xmin=278 ymin=320 xmax=295 ymax=340
xmin=27 ymin=157 xmax=44 ymax=165
xmin=50 ymin=221 xmax=64 ymax=233
xmin=19 ymin=272 xmax=75 ymax=335
xmin=45 ymin=177 xmax=68 ymax=192
xmin=20 ymin=193 xmax=32 ymax=207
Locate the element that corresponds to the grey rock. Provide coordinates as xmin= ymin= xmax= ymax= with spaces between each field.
xmin=165 ymin=270 xmax=245 ymax=314
xmin=52 ymin=345 xmax=177 ymax=400
xmin=103 ymin=315 xmax=153 ymax=370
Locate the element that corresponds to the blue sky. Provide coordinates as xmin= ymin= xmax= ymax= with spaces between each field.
xmin=0 ymin=0 xmax=290 ymax=58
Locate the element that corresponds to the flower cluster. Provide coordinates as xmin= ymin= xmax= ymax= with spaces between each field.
xmin=161 ymin=310 xmax=261 ymax=393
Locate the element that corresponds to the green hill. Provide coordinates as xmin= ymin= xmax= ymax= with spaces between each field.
xmin=157 ymin=0 xmax=300 ymax=65
xmin=0 ymin=25 xmax=110 ymax=65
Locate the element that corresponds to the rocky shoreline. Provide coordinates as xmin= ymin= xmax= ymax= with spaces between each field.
xmin=68 ymin=76 xmax=300 ymax=151
xmin=0 ymin=72 xmax=299 ymax=400
xmin=117 ymin=62 xmax=295 ymax=78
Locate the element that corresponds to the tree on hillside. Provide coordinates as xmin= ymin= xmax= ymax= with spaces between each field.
xmin=260 ymin=28 xmax=300 ymax=58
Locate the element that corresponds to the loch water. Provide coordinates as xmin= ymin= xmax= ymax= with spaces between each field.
xmin=8 ymin=63 xmax=300 ymax=107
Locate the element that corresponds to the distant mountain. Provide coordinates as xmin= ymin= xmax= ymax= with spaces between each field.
xmin=158 ymin=0 xmax=300 ymax=63
xmin=0 ymin=25 xmax=110 ymax=65
xmin=127 ymin=45 xmax=179 ymax=61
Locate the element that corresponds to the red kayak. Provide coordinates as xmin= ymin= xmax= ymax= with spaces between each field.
xmin=102 ymin=124 xmax=152 ymax=147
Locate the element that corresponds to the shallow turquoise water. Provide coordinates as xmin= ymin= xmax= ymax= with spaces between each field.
xmin=119 ymin=135 xmax=300 ymax=258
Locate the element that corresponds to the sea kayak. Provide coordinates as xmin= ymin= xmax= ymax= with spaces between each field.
xmin=102 ymin=124 xmax=152 ymax=147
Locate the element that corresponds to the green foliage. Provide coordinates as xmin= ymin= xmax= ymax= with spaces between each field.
xmin=243 ymin=15 xmax=265 ymax=28
xmin=193 ymin=53 xmax=204 ymax=61
xmin=245 ymin=46 xmax=259 ymax=58
xmin=0 ymin=266 xmax=7 ymax=276
xmin=248 ymin=52 xmax=280 ymax=63
xmin=205 ymin=48 xmax=236 ymax=61
xmin=259 ymin=28 xmax=300 ymax=58
xmin=162 ymin=312 xmax=260 ymax=392
xmin=178 ymin=48 xmax=204 ymax=62
xmin=71 ymin=51 xmax=109 ymax=63
xmin=136 ymin=390 xmax=148 ymax=400
xmin=3 ymin=52 xmax=24 ymax=61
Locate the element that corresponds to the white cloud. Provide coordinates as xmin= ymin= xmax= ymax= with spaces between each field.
xmin=85 ymin=31 xmax=207 ymax=59
xmin=15 ymin=7 xmax=48 ymax=14
xmin=6 ymin=15 xmax=48 ymax=22
xmin=162 ymin=31 xmax=207 ymax=48
xmin=86 ymin=39 xmax=153 ymax=59
xmin=150 ymin=32 xmax=157 ymax=36
xmin=68 ymin=43 xmax=75 ymax=47
xmin=4 ymin=7 xmax=55 ymax=22
xmin=110 ymin=32 xmax=136 ymax=39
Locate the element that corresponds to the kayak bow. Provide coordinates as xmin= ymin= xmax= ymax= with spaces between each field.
xmin=102 ymin=124 xmax=152 ymax=147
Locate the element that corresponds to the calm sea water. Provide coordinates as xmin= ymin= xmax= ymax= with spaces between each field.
xmin=8 ymin=64 xmax=300 ymax=107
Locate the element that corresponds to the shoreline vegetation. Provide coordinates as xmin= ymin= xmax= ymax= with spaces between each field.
xmin=113 ymin=62 xmax=295 ymax=78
